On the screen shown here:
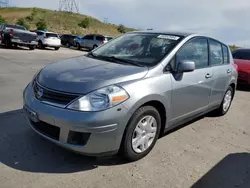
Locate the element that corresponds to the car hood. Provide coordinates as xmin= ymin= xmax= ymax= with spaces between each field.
xmin=37 ymin=55 xmax=148 ymax=94
xmin=234 ymin=59 xmax=250 ymax=72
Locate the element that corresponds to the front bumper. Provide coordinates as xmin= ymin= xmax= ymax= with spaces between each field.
xmin=23 ymin=83 xmax=130 ymax=156
xmin=11 ymin=39 xmax=37 ymax=46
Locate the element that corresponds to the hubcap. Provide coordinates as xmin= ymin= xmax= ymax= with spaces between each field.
xmin=132 ymin=115 xmax=157 ymax=153
xmin=223 ymin=90 xmax=232 ymax=112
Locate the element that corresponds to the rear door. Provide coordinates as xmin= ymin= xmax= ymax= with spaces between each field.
xmin=82 ymin=35 xmax=94 ymax=48
xmin=170 ymin=37 xmax=213 ymax=122
xmin=208 ymin=39 xmax=232 ymax=107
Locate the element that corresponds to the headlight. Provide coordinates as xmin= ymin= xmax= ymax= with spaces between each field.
xmin=67 ymin=85 xmax=129 ymax=112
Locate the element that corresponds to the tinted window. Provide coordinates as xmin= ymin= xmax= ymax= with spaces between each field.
xmin=46 ymin=33 xmax=58 ymax=38
xmin=84 ymin=35 xmax=94 ymax=40
xmin=176 ymin=38 xmax=209 ymax=69
xmin=36 ymin=32 xmax=43 ymax=36
xmin=222 ymin=45 xmax=229 ymax=64
xmin=96 ymin=36 xmax=104 ymax=41
xmin=5 ymin=24 xmax=26 ymax=30
xmin=232 ymin=50 xmax=250 ymax=60
xmin=209 ymin=39 xmax=223 ymax=66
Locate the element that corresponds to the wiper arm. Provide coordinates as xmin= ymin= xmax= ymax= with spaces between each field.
xmin=107 ymin=56 xmax=144 ymax=67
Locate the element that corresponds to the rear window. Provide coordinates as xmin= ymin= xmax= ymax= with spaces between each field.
xmin=46 ymin=33 xmax=58 ymax=38
xmin=233 ymin=50 xmax=250 ymax=60
xmin=96 ymin=36 xmax=105 ymax=41
xmin=106 ymin=37 xmax=113 ymax=41
xmin=6 ymin=24 xmax=26 ymax=30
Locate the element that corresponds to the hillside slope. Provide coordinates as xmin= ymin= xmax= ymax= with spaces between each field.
xmin=0 ymin=7 xmax=135 ymax=36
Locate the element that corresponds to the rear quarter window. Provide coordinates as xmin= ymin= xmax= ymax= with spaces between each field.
xmin=222 ymin=45 xmax=229 ymax=64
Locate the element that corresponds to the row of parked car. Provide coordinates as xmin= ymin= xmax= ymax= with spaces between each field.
xmin=0 ymin=23 xmax=114 ymax=51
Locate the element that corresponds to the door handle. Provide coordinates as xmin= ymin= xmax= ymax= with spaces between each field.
xmin=227 ymin=69 xmax=232 ymax=73
xmin=205 ymin=73 xmax=212 ymax=79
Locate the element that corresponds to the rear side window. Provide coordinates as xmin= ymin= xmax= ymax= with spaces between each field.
xmin=46 ymin=33 xmax=58 ymax=38
xmin=96 ymin=36 xmax=104 ymax=41
xmin=84 ymin=35 xmax=94 ymax=40
xmin=222 ymin=45 xmax=229 ymax=64
xmin=176 ymin=38 xmax=209 ymax=69
xmin=209 ymin=39 xmax=223 ymax=66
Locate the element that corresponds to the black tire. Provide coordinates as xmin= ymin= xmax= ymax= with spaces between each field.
xmin=92 ymin=45 xmax=98 ymax=50
xmin=76 ymin=43 xmax=81 ymax=50
xmin=54 ymin=47 xmax=60 ymax=51
xmin=29 ymin=46 xmax=35 ymax=50
xmin=214 ymin=86 xmax=234 ymax=116
xmin=4 ymin=39 xmax=12 ymax=48
xmin=121 ymin=106 xmax=161 ymax=161
xmin=38 ymin=41 xmax=44 ymax=49
xmin=66 ymin=42 xmax=70 ymax=48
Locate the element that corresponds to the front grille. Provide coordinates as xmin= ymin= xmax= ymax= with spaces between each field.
xmin=33 ymin=81 xmax=79 ymax=106
xmin=30 ymin=120 xmax=60 ymax=140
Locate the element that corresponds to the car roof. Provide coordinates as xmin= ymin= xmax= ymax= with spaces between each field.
xmin=127 ymin=30 xmax=194 ymax=37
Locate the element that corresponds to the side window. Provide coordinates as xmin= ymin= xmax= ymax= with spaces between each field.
xmin=84 ymin=35 xmax=94 ymax=40
xmin=96 ymin=36 xmax=104 ymax=41
xmin=176 ymin=38 xmax=209 ymax=69
xmin=209 ymin=39 xmax=223 ymax=66
xmin=222 ymin=45 xmax=229 ymax=64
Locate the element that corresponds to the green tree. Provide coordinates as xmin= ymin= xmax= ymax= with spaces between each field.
xmin=16 ymin=18 xmax=30 ymax=30
xmin=36 ymin=19 xmax=47 ymax=30
xmin=78 ymin=18 xmax=91 ymax=29
xmin=117 ymin=24 xmax=126 ymax=33
xmin=0 ymin=15 xmax=7 ymax=24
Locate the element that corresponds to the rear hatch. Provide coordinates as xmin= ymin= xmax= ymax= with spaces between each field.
xmin=45 ymin=33 xmax=61 ymax=45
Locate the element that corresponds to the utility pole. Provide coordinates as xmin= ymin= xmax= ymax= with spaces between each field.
xmin=0 ymin=0 xmax=9 ymax=7
xmin=59 ymin=0 xmax=79 ymax=13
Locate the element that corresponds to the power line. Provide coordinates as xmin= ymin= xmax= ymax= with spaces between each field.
xmin=0 ymin=0 xmax=9 ymax=7
xmin=59 ymin=0 xmax=79 ymax=13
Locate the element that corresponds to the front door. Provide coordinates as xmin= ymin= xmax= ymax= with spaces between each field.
xmin=170 ymin=37 xmax=213 ymax=123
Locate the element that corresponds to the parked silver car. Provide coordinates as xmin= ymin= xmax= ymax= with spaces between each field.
xmin=23 ymin=31 xmax=238 ymax=161
xmin=75 ymin=34 xmax=113 ymax=50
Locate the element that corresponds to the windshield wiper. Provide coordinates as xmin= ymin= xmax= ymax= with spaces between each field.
xmin=105 ymin=56 xmax=144 ymax=67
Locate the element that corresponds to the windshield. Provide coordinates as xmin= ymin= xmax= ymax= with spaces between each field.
xmin=91 ymin=33 xmax=183 ymax=66
xmin=6 ymin=24 xmax=26 ymax=30
xmin=46 ymin=33 xmax=59 ymax=38
xmin=233 ymin=50 xmax=250 ymax=61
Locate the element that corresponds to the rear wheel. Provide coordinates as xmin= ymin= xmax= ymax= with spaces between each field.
xmin=121 ymin=106 xmax=161 ymax=161
xmin=214 ymin=86 xmax=234 ymax=116
xmin=38 ymin=41 xmax=44 ymax=49
xmin=4 ymin=39 xmax=12 ymax=48
xmin=66 ymin=42 xmax=70 ymax=48
xmin=76 ymin=43 xmax=81 ymax=50
xmin=54 ymin=47 xmax=60 ymax=51
xmin=92 ymin=45 xmax=98 ymax=50
xmin=29 ymin=46 xmax=35 ymax=50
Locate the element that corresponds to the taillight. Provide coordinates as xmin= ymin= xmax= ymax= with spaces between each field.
xmin=233 ymin=64 xmax=238 ymax=72
xmin=36 ymin=34 xmax=38 ymax=38
xmin=101 ymin=41 xmax=104 ymax=45
xmin=10 ymin=29 xmax=14 ymax=36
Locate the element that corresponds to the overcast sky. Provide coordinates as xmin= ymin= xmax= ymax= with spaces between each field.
xmin=10 ymin=0 xmax=250 ymax=46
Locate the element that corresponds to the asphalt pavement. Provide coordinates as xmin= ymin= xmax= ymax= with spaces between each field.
xmin=0 ymin=46 xmax=250 ymax=188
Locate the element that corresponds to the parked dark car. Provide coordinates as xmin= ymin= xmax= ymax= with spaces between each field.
xmin=0 ymin=24 xmax=38 ymax=50
xmin=60 ymin=34 xmax=77 ymax=47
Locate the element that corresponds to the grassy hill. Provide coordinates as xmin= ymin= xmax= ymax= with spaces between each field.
xmin=0 ymin=7 xmax=136 ymax=36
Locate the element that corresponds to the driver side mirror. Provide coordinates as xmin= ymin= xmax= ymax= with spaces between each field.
xmin=176 ymin=60 xmax=195 ymax=73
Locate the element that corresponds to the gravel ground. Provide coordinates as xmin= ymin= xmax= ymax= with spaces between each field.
xmin=0 ymin=46 xmax=250 ymax=188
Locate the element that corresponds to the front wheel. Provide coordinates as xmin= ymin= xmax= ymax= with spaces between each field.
xmin=54 ymin=47 xmax=60 ymax=51
xmin=121 ymin=106 xmax=161 ymax=161
xmin=214 ymin=86 xmax=234 ymax=116
xmin=76 ymin=43 xmax=81 ymax=50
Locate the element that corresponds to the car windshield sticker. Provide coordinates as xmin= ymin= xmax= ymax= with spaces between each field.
xmin=157 ymin=35 xmax=180 ymax=40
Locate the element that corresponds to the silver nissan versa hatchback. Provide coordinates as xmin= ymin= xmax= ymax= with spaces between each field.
xmin=23 ymin=31 xmax=238 ymax=161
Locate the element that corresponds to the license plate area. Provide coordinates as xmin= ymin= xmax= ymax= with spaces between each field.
xmin=23 ymin=105 xmax=39 ymax=123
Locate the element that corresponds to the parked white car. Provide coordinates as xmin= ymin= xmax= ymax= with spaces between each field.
xmin=36 ymin=30 xmax=61 ymax=50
